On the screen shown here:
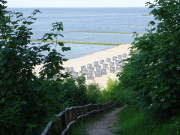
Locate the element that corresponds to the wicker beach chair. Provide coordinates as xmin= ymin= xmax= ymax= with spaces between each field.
xmin=106 ymin=58 xmax=111 ymax=62
xmin=118 ymin=55 xmax=122 ymax=59
xmin=123 ymin=53 xmax=127 ymax=58
xmin=87 ymin=74 xmax=94 ymax=80
xmin=112 ymin=56 xmax=117 ymax=61
xmin=95 ymin=65 xmax=101 ymax=71
xmin=110 ymin=67 xmax=115 ymax=73
xmin=94 ymin=61 xmax=99 ymax=66
xmin=101 ymin=69 xmax=107 ymax=75
xmin=103 ymin=64 xmax=108 ymax=69
xmin=100 ymin=59 xmax=104 ymax=64
xmin=72 ymin=72 xmax=78 ymax=78
xmin=94 ymin=71 xmax=102 ymax=77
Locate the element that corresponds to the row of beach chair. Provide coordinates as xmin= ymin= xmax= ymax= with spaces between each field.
xmin=65 ymin=53 xmax=128 ymax=80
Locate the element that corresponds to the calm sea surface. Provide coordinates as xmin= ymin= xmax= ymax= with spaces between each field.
xmin=8 ymin=8 xmax=154 ymax=59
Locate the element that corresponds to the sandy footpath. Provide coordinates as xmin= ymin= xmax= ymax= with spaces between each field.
xmin=86 ymin=105 xmax=127 ymax=135
xmin=35 ymin=44 xmax=132 ymax=88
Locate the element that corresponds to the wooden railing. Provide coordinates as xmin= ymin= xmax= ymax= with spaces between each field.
xmin=41 ymin=100 xmax=119 ymax=135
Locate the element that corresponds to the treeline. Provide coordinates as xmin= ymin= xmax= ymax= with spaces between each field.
xmin=0 ymin=1 xmax=116 ymax=135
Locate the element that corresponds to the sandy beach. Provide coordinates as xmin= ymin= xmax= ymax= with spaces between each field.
xmin=35 ymin=44 xmax=132 ymax=88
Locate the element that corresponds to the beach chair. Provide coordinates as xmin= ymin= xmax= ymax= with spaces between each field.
xmin=65 ymin=67 xmax=74 ymax=73
xmin=109 ymin=62 xmax=114 ymax=67
xmin=116 ymin=65 xmax=122 ymax=71
xmin=87 ymin=63 xmax=92 ymax=68
xmin=110 ymin=67 xmax=115 ymax=73
xmin=87 ymin=71 xmax=93 ymax=75
xmin=103 ymin=64 xmax=108 ymax=69
xmin=94 ymin=61 xmax=99 ymax=66
xmin=94 ymin=71 xmax=102 ymax=77
xmin=118 ymin=55 xmax=122 ymax=59
xmin=115 ymin=60 xmax=121 ymax=65
xmin=88 ymin=67 xmax=94 ymax=72
xmin=112 ymin=56 xmax=117 ymax=61
xmin=81 ymin=69 xmax=88 ymax=74
xmin=81 ymin=65 xmax=86 ymax=71
xmin=87 ymin=74 xmax=94 ymax=80
xmin=96 ymin=65 xmax=101 ymax=71
xmin=100 ymin=59 xmax=104 ymax=64
xmin=72 ymin=72 xmax=78 ymax=78
xmin=106 ymin=58 xmax=111 ymax=62
xmin=123 ymin=53 xmax=127 ymax=58
xmin=101 ymin=69 xmax=107 ymax=75
xmin=65 ymin=67 xmax=69 ymax=72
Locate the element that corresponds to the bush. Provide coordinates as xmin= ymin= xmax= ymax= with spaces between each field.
xmin=118 ymin=0 xmax=180 ymax=118
xmin=86 ymin=83 xmax=101 ymax=104
xmin=96 ymin=79 xmax=117 ymax=103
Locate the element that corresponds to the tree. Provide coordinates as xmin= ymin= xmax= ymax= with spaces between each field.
xmin=0 ymin=0 xmax=71 ymax=134
xmin=118 ymin=0 xmax=180 ymax=118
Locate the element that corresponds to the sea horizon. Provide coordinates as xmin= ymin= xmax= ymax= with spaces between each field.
xmin=7 ymin=7 xmax=154 ymax=59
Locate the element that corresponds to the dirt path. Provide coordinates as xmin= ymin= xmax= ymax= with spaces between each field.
xmin=85 ymin=105 xmax=127 ymax=135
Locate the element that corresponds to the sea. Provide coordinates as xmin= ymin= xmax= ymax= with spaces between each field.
xmin=8 ymin=8 xmax=155 ymax=59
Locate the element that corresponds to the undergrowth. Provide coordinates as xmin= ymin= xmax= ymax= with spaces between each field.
xmin=115 ymin=106 xmax=180 ymax=135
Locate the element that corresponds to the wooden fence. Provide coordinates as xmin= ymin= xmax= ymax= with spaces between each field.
xmin=41 ymin=100 xmax=119 ymax=135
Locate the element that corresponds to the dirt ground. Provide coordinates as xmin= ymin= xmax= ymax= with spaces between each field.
xmin=85 ymin=105 xmax=127 ymax=135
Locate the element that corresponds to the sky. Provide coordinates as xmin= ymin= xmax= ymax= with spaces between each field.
xmin=7 ymin=0 xmax=154 ymax=8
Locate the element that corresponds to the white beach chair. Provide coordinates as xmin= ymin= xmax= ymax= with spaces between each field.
xmin=110 ymin=67 xmax=115 ymax=73
xmin=116 ymin=65 xmax=122 ymax=71
xmin=94 ymin=61 xmax=99 ymax=66
xmin=88 ymin=67 xmax=94 ymax=72
xmin=95 ymin=65 xmax=101 ymax=71
xmin=81 ymin=65 xmax=86 ymax=71
xmin=100 ymin=60 xmax=104 ymax=64
xmin=87 ymin=74 xmax=94 ymax=80
xmin=81 ymin=69 xmax=88 ymax=74
xmin=118 ymin=55 xmax=122 ymax=59
xmin=101 ymin=69 xmax=107 ymax=75
xmin=123 ymin=53 xmax=127 ymax=58
xmin=109 ymin=62 xmax=114 ymax=67
xmin=94 ymin=71 xmax=102 ymax=77
xmin=106 ymin=58 xmax=111 ymax=62
xmin=103 ymin=64 xmax=108 ymax=69
xmin=87 ymin=63 xmax=92 ymax=68
xmin=72 ymin=72 xmax=78 ymax=78
xmin=112 ymin=56 xmax=117 ymax=61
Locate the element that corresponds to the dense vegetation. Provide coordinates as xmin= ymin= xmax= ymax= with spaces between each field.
xmin=115 ymin=105 xmax=180 ymax=135
xmin=118 ymin=0 xmax=180 ymax=117
xmin=1 ymin=0 xmax=180 ymax=134
xmin=0 ymin=1 xmax=115 ymax=135
xmin=114 ymin=0 xmax=180 ymax=134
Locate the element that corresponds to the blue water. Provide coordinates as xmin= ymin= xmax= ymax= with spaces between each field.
xmin=8 ymin=8 xmax=154 ymax=59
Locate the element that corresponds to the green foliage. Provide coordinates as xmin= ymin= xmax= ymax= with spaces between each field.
xmin=115 ymin=106 xmax=180 ymax=135
xmin=118 ymin=0 xmax=180 ymax=117
xmin=59 ymin=76 xmax=88 ymax=107
xmin=86 ymin=83 xmax=101 ymax=104
xmin=96 ymin=79 xmax=117 ymax=103
xmin=0 ymin=1 xmax=72 ymax=134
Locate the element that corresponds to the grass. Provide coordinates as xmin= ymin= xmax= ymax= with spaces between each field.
xmin=30 ymin=40 xmax=123 ymax=46
xmin=114 ymin=105 xmax=180 ymax=135
xmin=71 ymin=31 xmax=147 ymax=35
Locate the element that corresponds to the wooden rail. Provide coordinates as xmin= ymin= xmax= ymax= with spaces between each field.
xmin=41 ymin=100 xmax=118 ymax=135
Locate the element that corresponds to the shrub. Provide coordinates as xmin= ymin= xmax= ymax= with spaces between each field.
xmin=86 ymin=83 xmax=101 ymax=104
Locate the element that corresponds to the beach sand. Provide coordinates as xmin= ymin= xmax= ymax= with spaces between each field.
xmin=35 ymin=44 xmax=132 ymax=88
